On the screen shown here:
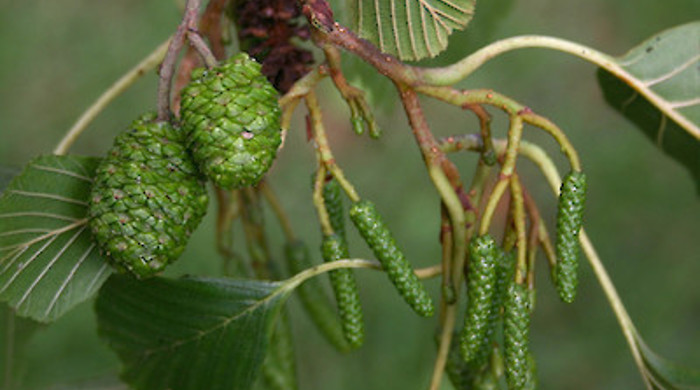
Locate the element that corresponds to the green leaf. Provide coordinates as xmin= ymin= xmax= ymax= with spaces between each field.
xmin=597 ymin=22 xmax=700 ymax=192
xmin=0 ymin=155 xmax=112 ymax=323
xmin=636 ymin=337 xmax=700 ymax=390
xmin=350 ymin=0 xmax=476 ymax=61
xmin=95 ymin=274 xmax=287 ymax=390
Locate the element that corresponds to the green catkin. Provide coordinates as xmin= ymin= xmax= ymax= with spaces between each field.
xmin=471 ymin=248 xmax=516 ymax=366
xmin=284 ymin=240 xmax=350 ymax=352
xmin=554 ymin=171 xmax=587 ymax=303
xmin=442 ymin=331 xmax=502 ymax=390
xmin=523 ymin=352 xmax=538 ymax=390
xmin=349 ymin=200 xmax=435 ymax=317
xmin=504 ymin=282 xmax=532 ymax=390
xmin=88 ymin=113 xmax=209 ymax=278
xmin=460 ymin=235 xmax=498 ymax=364
xmin=321 ymin=234 xmax=364 ymax=349
xmin=441 ymin=331 xmax=478 ymax=390
xmin=322 ymin=177 xmax=346 ymax=239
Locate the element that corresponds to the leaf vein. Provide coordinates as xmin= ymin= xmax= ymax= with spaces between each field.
xmin=0 ymin=219 xmax=87 ymax=252
xmin=644 ymin=54 xmax=700 ymax=86
xmin=85 ymin=258 xmax=111 ymax=295
xmin=374 ymin=0 xmax=385 ymax=52
xmin=137 ymin=286 xmax=281 ymax=357
xmin=0 ymin=234 xmax=59 ymax=295
xmin=405 ymin=0 xmax=418 ymax=58
xmin=44 ymin=242 xmax=100 ymax=318
xmin=0 ymin=229 xmax=52 ymax=238
xmin=5 ymin=190 xmax=88 ymax=206
xmin=16 ymin=226 xmax=87 ymax=307
xmin=0 ymin=212 xmax=78 ymax=222
xmin=669 ymin=97 xmax=700 ymax=109
xmin=32 ymin=165 xmax=94 ymax=182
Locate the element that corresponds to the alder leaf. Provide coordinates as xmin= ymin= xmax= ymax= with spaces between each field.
xmin=0 ymin=155 xmax=112 ymax=323
xmin=597 ymin=22 xmax=700 ymax=192
xmin=636 ymin=336 xmax=700 ymax=390
xmin=350 ymin=0 xmax=476 ymax=61
xmin=96 ymin=274 xmax=287 ymax=390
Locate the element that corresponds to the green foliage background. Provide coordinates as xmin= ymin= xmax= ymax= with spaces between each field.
xmin=0 ymin=0 xmax=698 ymax=389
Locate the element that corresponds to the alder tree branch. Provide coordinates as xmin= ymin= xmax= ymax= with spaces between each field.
xmin=157 ymin=0 xmax=201 ymax=121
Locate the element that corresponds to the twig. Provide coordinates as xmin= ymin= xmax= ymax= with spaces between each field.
xmin=199 ymin=0 xmax=227 ymax=60
xmin=396 ymin=87 xmax=465 ymax=390
xmin=479 ymin=115 xmax=523 ymax=235
xmin=514 ymin=137 xmax=652 ymax=390
xmin=53 ymin=39 xmax=170 ymax=155
xmin=186 ymin=29 xmax=218 ymax=68
xmin=305 ymin=90 xmax=361 ymax=202
xmin=509 ymin=172 xmax=527 ymax=284
xmin=156 ymin=0 xmax=201 ymax=121
xmin=312 ymin=165 xmax=333 ymax=236
xmin=279 ymin=65 xmax=327 ymax=133
xmin=465 ymin=104 xmax=496 ymax=165
xmin=259 ymin=181 xmax=296 ymax=242
xmin=322 ymin=45 xmax=379 ymax=137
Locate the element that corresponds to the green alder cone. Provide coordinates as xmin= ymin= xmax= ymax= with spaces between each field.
xmin=284 ymin=240 xmax=351 ymax=352
xmin=180 ymin=53 xmax=282 ymax=189
xmin=554 ymin=171 xmax=587 ymax=303
xmin=349 ymin=200 xmax=435 ymax=317
xmin=321 ymin=234 xmax=365 ymax=349
xmin=460 ymin=234 xmax=498 ymax=365
xmin=504 ymin=282 xmax=532 ymax=390
xmin=88 ymin=113 xmax=209 ymax=278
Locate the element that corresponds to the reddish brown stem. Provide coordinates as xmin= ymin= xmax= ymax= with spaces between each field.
xmin=200 ymin=0 xmax=228 ymax=60
xmin=172 ymin=0 xmax=228 ymax=116
xmin=156 ymin=0 xmax=201 ymax=121
xmin=397 ymin=86 xmax=465 ymax=195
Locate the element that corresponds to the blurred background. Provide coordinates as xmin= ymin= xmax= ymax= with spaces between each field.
xmin=0 ymin=0 xmax=698 ymax=389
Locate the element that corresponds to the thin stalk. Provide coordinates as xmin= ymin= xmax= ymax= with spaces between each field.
xmin=417 ymin=35 xmax=618 ymax=85
xmin=156 ymin=0 xmax=200 ymax=121
xmin=281 ymin=258 xmax=442 ymax=294
xmin=439 ymin=206 xmax=454 ymax=306
xmin=397 ymin=87 xmax=465 ymax=390
xmin=259 ymin=181 xmax=296 ymax=242
xmin=415 ymin=35 xmax=697 ymax=139
xmin=199 ymin=0 xmax=227 ymax=60
xmin=53 ymin=39 xmax=170 ymax=155
xmin=479 ymin=116 xmax=523 ymax=235
xmin=312 ymin=165 xmax=333 ymax=236
xmin=466 ymin=104 xmax=496 ymax=164
xmin=515 ymin=137 xmax=652 ymax=390
xmin=186 ymin=30 xmax=218 ymax=68
xmin=416 ymin=86 xmax=581 ymax=171
xmin=521 ymin=184 xmax=557 ymax=269
xmin=279 ymin=66 xmax=327 ymax=137
xmin=429 ymin=304 xmax=457 ymax=390
xmin=579 ymin=230 xmax=650 ymax=389
xmin=305 ymin=90 xmax=361 ymax=202
xmin=322 ymin=44 xmax=379 ymax=137
xmin=509 ymin=173 xmax=527 ymax=284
